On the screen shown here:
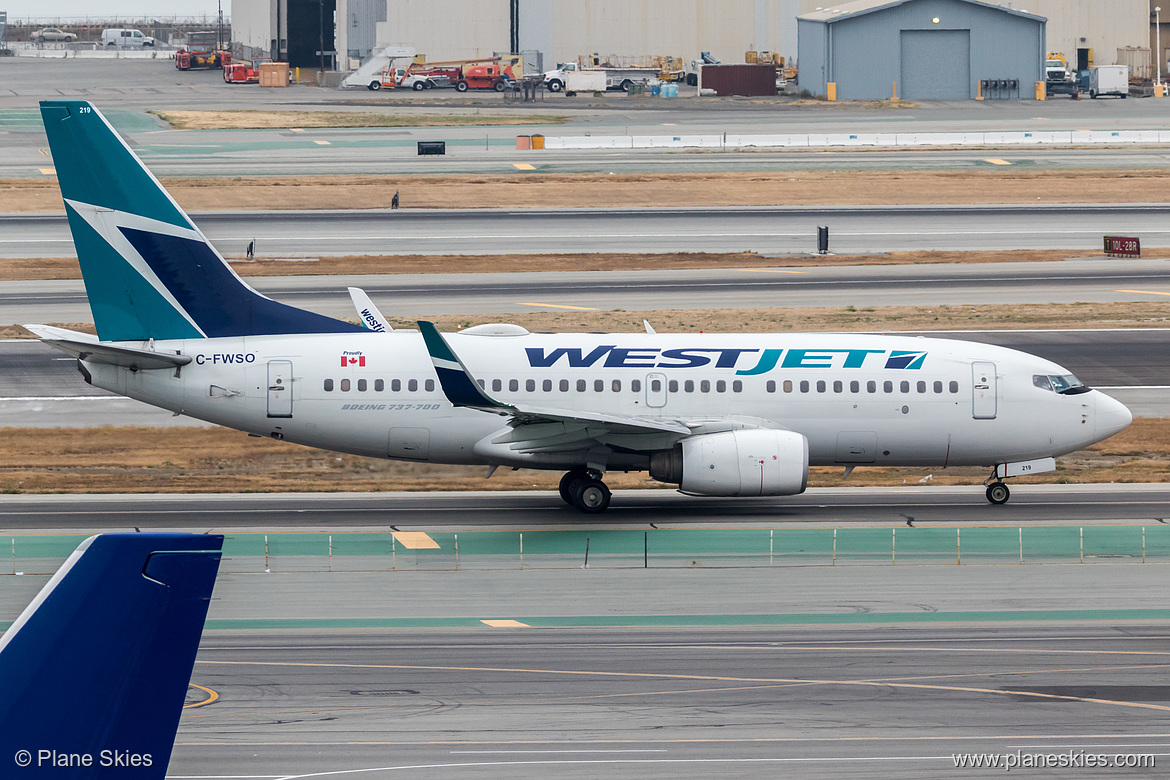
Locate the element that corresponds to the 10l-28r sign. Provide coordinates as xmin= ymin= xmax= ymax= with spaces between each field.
xmin=1104 ymin=235 xmax=1141 ymax=257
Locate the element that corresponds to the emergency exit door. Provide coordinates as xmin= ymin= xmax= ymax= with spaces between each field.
xmin=267 ymin=360 xmax=293 ymax=418
xmin=645 ymin=372 xmax=668 ymax=408
xmin=972 ymin=361 xmax=997 ymax=420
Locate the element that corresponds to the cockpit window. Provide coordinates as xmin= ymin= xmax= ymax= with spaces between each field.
xmin=1034 ymin=373 xmax=1090 ymax=395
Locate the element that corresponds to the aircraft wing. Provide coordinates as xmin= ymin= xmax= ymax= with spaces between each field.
xmin=417 ymin=320 xmax=690 ymax=438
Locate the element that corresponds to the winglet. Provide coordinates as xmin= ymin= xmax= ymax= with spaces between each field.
xmin=417 ymin=320 xmax=507 ymax=409
xmin=348 ymin=287 xmax=392 ymax=332
xmin=0 ymin=533 xmax=223 ymax=778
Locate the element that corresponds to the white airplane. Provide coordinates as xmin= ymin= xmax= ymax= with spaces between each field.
xmin=30 ymin=100 xmax=1132 ymax=513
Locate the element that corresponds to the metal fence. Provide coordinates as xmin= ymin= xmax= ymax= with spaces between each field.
xmin=5 ymin=526 xmax=1170 ymax=575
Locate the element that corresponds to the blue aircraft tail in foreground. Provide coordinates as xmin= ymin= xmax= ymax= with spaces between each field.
xmin=0 ymin=533 xmax=224 ymax=778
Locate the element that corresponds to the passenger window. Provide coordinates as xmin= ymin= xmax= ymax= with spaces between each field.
xmin=766 ymin=380 xmax=776 ymax=393
xmin=509 ymin=379 xmax=519 ymax=392
xmin=701 ymin=380 xmax=711 ymax=393
xmin=732 ymin=380 xmax=742 ymax=393
xmin=884 ymin=381 xmax=893 ymax=393
xmin=833 ymin=380 xmax=842 ymax=393
xmin=543 ymin=379 xmax=552 ymax=392
xmin=392 ymin=379 xmax=402 ymax=392
xmin=425 ymin=379 xmax=434 ymax=392
xmin=684 ymin=380 xmax=695 ymax=393
xmin=816 ymin=380 xmax=826 ymax=393
xmin=560 ymin=379 xmax=569 ymax=392
xmin=933 ymin=381 xmax=943 ymax=393
xmin=916 ymin=381 xmax=926 ymax=393
xmin=783 ymin=380 xmax=792 ymax=393
xmin=594 ymin=379 xmax=604 ymax=392
xmin=612 ymin=379 xmax=621 ymax=392
xmin=850 ymin=381 xmax=859 ymax=393
xmin=341 ymin=378 xmax=351 ymax=392
xmin=324 ymin=378 xmax=334 ymax=391
xmin=358 ymin=379 xmax=367 ymax=392
xmin=669 ymin=380 xmax=679 ymax=392
xmin=800 ymin=380 xmax=809 ymax=393
xmin=476 ymin=379 xmax=484 ymax=389
xmin=409 ymin=379 xmax=419 ymax=392
xmin=650 ymin=379 xmax=661 ymax=392
xmin=900 ymin=381 xmax=910 ymax=393
xmin=714 ymin=380 xmax=724 ymax=392
xmin=526 ymin=379 xmax=536 ymax=392
xmin=949 ymin=381 xmax=959 ymax=393
xmin=631 ymin=379 xmax=641 ymax=392
xmin=492 ymin=379 xmax=502 ymax=392
xmin=867 ymin=381 xmax=876 ymax=393
xmin=374 ymin=379 xmax=384 ymax=392
xmin=577 ymin=379 xmax=587 ymax=392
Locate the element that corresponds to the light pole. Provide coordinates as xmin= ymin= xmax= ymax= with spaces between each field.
xmin=1158 ymin=6 xmax=1162 ymax=88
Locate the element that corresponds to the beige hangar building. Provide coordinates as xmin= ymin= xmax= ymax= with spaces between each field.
xmin=231 ymin=0 xmax=1157 ymax=85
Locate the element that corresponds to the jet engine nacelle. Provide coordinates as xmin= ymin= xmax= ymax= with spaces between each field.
xmin=649 ymin=429 xmax=809 ymax=497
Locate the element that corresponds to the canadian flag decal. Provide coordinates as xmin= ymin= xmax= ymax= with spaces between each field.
xmin=341 ymin=355 xmax=366 ymax=367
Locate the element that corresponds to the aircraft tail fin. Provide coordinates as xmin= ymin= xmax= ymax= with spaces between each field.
xmin=0 ymin=533 xmax=224 ymax=777
xmin=39 ymin=100 xmax=362 ymax=342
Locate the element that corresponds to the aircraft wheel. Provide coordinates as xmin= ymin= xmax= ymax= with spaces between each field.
xmin=573 ymin=479 xmax=611 ymax=514
xmin=986 ymin=482 xmax=1010 ymax=505
xmin=559 ymin=467 xmax=590 ymax=506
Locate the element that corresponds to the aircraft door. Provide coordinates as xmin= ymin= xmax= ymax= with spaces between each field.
xmin=646 ymin=372 xmax=668 ymax=408
xmin=972 ymin=361 xmax=997 ymax=419
xmin=267 ymin=360 xmax=293 ymax=418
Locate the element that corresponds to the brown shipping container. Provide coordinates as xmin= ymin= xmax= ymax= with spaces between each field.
xmin=701 ymin=64 xmax=776 ymax=97
xmin=259 ymin=62 xmax=290 ymax=88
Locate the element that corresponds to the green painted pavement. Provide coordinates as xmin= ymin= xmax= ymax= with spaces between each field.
xmin=0 ymin=108 xmax=160 ymax=134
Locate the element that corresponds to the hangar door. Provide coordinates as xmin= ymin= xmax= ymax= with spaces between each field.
xmin=900 ymin=29 xmax=971 ymax=100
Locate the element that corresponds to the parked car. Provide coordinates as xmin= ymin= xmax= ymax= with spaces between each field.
xmin=101 ymin=28 xmax=155 ymax=48
xmin=31 ymin=27 xmax=76 ymax=43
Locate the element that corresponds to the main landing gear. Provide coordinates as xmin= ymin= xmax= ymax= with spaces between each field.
xmin=559 ymin=467 xmax=612 ymax=514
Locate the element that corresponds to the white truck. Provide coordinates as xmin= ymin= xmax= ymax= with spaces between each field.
xmin=1088 ymin=65 xmax=1128 ymax=98
xmin=544 ymin=62 xmax=658 ymax=93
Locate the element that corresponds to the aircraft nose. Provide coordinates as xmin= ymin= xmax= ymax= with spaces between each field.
xmin=1095 ymin=391 xmax=1133 ymax=438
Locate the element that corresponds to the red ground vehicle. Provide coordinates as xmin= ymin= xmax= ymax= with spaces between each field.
xmin=456 ymin=64 xmax=511 ymax=92
xmin=223 ymin=61 xmax=261 ymax=83
xmin=176 ymin=31 xmax=229 ymax=70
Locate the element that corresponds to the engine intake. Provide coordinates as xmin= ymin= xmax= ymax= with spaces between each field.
xmin=649 ymin=429 xmax=809 ymax=497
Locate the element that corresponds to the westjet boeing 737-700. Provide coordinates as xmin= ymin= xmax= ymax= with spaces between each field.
xmin=28 ymin=101 xmax=1133 ymax=513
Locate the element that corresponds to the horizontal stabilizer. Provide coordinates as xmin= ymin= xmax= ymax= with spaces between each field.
xmin=0 ymin=533 xmax=224 ymax=778
xmin=26 ymin=324 xmax=191 ymax=370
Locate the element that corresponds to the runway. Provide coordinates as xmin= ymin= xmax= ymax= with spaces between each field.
xmin=167 ymin=622 xmax=1170 ymax=779
xmin=7 ymin=257 xmax=1170 ymax=327
xmin=2 ymin=484 xmax=1170 ymax=531
xmin=5 ymin=204 xmax=1170 ymax=258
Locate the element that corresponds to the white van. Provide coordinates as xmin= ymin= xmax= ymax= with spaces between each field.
xmin=101 ymin=29 xmax=156 ymax=48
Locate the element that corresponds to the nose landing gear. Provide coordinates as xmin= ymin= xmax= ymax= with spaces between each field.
xmin=558 ymin=467 xmax=612 ymax=514
xmin=985 ymin=481 xmax=1011 ymax=505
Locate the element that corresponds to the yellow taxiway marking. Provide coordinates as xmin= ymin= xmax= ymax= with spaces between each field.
xmin=481 ymin=619 xmax=530 ymax=628
xmin=517 ymin=302 xmax=599 ymax=311
xmin=37 ymin=148 xmax=49 ymax=157
xmin=290 ymin=128 xmax=304 ymax=133
xmin=985 ymin=158 xmax=1012 ymax=165
xmin=1118 ymin=289 xmax=1170 ymax=297
xmin=38 ymin=168 xmax=56 ymax=176
xmin=313 ymin=140 xmax=331 ymax=145
xmin=197 ymin=659 xmax=1170 ymax=714
xmin=391 ymin=531 xmax=439 ymax=549
xmin=513 ymin=163 xmax=536 ymax=170
xmin=738 ymin=268 xmax=805 ymax=274
xmin=184 ymin=683 xmax=219 ymax=709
